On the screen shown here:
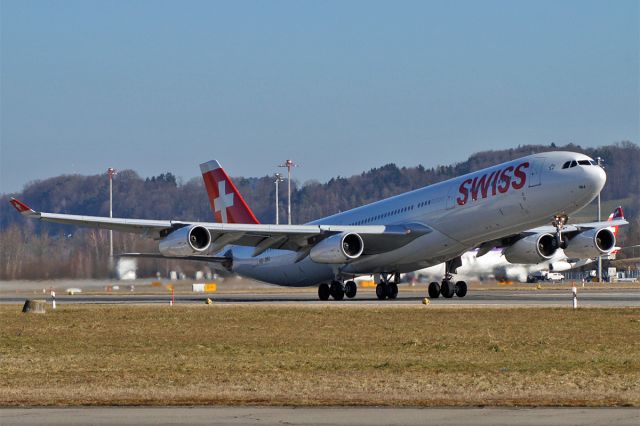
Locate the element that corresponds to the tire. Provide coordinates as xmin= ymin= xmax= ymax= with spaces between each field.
xmin=387 ymin=283 xmax=398 ymax=299
xmin=318 ymin=283 xmax=330 ymax=301
xmin=376 ymin=283 xmax=387 ymax=300
xmin=428 ymin=282 xmax=440 ymax=298
xmin=441 ymin=280 xmax=455 ymax=298
xmin=455 ymin=281 xmax=467 ymax=298
xmin=330 ymin=281 xmax=345 ymax=301
xmin=345 ymin=280 xmax=357 ymax=298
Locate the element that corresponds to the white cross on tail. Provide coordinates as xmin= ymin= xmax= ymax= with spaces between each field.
xmin=213 ymin=180 xmax=234 ymax=223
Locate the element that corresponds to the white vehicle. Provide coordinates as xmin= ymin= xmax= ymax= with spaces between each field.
xmin=411 ymin=207 xmax=625 ymax=284
xmin=11 ymin=151 xmax=625 ymax=301
xmin=543 ymin=272 xmax=565 ymax=281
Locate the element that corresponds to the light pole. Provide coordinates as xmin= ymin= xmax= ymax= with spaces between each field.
xmin=107 ymin=167 xmax=117 ymax=260
xmin=596 ymin=157 xmax=603 ymax=283
xmin=278 ymin=159 xmax=298 ymax=225
xmin=274 ymin=173 xmax=284 ymax=225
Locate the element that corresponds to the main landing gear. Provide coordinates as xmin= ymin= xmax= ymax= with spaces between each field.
xmin=318 ymin=280 xmax=357 ymax=301
xmin=428 ymin=257 xmax=467 ymax=299
xmin=428 ymin=277 xmax=467 ymax=298
xmin=376 ymin=273 xmax=399 ymax=300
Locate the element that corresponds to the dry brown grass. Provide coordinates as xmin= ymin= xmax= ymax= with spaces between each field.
xmin=1 ymin=304 xmax=638 ymax=407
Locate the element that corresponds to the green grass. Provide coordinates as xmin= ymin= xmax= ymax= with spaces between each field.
xmin=1 ymin=305 xmax=639 ymax=406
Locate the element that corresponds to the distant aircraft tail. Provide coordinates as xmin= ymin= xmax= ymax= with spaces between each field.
xmin=607 ymin=206 xmax=624 ymax=255
xmin=200 ymin=160 xmax=260 ymax=224
xmin=607 ymin=206 xmax=624 ymax=238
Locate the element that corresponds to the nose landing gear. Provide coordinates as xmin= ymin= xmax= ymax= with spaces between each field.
xmin=552 ymin=214 xmax=569 ymax=250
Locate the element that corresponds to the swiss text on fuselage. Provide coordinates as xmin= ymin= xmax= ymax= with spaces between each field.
xmin=456 ymin=162 xmax=529 ymax=205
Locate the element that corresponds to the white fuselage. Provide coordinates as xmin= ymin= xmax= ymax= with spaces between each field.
xmin=227 ymin=151 xmax=606 ymax=286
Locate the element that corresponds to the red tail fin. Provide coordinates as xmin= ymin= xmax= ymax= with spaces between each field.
xmin=200 ymin=160 xmax=260 ymax=224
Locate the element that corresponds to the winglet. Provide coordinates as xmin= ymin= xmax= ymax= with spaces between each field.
xmin=9 ymin=198 xmax=39 ymax=218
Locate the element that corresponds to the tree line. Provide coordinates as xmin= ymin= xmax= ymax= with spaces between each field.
xmin=1 ymin=142 xmax=638 ymax=280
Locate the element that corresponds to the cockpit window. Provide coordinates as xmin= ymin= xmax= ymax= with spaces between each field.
xmin=563 ymin=159 xmax=597 ymax=169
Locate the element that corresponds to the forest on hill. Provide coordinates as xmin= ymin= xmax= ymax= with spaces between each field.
xmin=1 ymin=142 xmax=638 ymax=279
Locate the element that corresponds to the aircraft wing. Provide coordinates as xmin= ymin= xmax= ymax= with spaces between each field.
xmin=10 ymin=198 xmax=431 ymax=255
xmin=473 ymin=218 xmax=628 ymax=257
xmin=524 ymin=219 xmax=628 ymax=235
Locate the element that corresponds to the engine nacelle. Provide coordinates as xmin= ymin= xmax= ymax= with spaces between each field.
xmin=309 ymin=232 xmax=364 ymax=264
xmin=159 ymin=225 xmax=211 ymax=257
xmin=503 ymin=233 xmax=558 ymax=264
xmin=563 ymin=228 xmax=615 ymax=259
xmin=548 ymin=261 xmax=573 ymax=272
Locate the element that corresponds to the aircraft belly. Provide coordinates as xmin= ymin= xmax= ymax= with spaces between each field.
xmin=232 ymin=248 xmax=334 ymax=287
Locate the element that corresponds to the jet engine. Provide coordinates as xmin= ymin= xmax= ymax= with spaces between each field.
xmin=159 ymin=225 xmax=211 ymax=257
xmin=309 ymin=232 xmax=364 ymax=264
xmin=548 ymin=261 xmax=573 ymax=272
xmin=563 ymin=228 xmax=615 ymax=258
xmin=503 ymin=233 xmax=558 ymax=264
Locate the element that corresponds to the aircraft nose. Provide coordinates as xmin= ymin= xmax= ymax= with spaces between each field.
xmin=585 ymin=164 xmax=607 ymax=195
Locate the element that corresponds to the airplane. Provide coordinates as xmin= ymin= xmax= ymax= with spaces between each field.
xmin=410 ymin=207 xmax=626 ymax=284
xmin=10 ymin=151 xmax=627 ymax=301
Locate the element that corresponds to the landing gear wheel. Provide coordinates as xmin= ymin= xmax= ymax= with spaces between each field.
xmin=387 ymin=283 xmax=398 ymax=299
xmin=318 ymin=283 xmax=330 ymax=301
xmin=455 ymin=281 xmax=467 ymax=298
xmin=441 ymin=280 xmax=455 ymax=298
xmin=345 ymin=280 xmax=357 ymax=299
xmin=376 ymin=283 xmax=388 ymax=300
xmin=330 ymin=281 xmax=345 ymax=301
xmin=428 ymin=282 xmax=441 ymax=298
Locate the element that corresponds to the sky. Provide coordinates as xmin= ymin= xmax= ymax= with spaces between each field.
xmin=1 ymin=0 xmax=638 ymax=193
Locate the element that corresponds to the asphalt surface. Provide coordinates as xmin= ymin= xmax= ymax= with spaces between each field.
xmin=1 ymin=287 xmax=639 ymax=307
xmin=2 ymin=407 xmax=639 ymax=426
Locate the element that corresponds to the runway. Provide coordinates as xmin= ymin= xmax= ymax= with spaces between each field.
xmin=2 ymin=407 xmax=639 ymax=425
xmin=1 ymin=287 xmax=639 ymax=307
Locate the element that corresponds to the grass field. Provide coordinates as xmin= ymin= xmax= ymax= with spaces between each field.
xmin=1 ymin=305 xmax=639 ymax=407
